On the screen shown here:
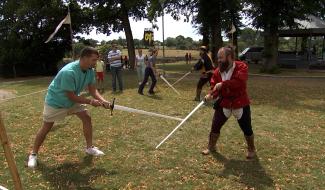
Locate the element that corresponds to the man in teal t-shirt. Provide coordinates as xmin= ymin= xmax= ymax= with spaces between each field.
xmin=45 ymin=60 xmax=96 ymax=108
xmin=28 ymin=47 xmax=112 ymax=168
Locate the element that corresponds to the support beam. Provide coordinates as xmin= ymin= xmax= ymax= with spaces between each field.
xmin=0 ymin=112 xmax=23 ymax=190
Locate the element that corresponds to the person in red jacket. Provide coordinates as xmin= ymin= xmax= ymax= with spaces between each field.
xmin=203 ymin=46 xmax=256 ymax=159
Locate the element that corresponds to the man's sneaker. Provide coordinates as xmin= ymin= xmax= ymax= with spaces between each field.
xmin=27 ymin=153 xmax=37 ymax=168
xmin=85 ymin=146 xmax=105 ymax=156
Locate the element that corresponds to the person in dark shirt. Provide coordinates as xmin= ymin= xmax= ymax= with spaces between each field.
xmin=191 ymin=46 xmax=214 ymax=101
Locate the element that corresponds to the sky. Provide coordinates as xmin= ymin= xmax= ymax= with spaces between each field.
xmin=79 ymin=14 xmax=202 ymax=42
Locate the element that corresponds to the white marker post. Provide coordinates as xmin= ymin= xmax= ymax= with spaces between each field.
xmin=171 ymin=71 xmax=191 ymax=86
xmin=155 ymin=100 xmax=205 ymax=149
xmin=160 ymin=75 xmax=181 ymax=95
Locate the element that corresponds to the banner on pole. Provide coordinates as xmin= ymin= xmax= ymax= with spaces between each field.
xmin=45 ymin=12 xmax=71 ymax=43
xmin=143 ymin=28 xmax=154 ymax=46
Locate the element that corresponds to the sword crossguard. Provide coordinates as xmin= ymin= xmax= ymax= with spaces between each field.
xmin=110 ymin=98 xmax=115 ymax=116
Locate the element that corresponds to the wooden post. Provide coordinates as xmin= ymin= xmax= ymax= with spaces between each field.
xmin=0 ymin=112 xmax=23 ymax=190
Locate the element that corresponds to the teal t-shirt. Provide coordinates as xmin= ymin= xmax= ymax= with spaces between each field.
xmin=45 ymin=60 xmax=96 ymax=108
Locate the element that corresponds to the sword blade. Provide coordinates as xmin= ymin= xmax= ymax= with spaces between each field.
xmin=160 ymin=75 xmax=181 ymax=95
xmin=155 ymin=100 xmax=205 ymax=149
xmin=171 ymin=71 xmax=191 ymax=86
xmin=114 ymin=104 xmax=183 ymax=121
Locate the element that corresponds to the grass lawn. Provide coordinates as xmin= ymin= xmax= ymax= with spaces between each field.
xmin=0 ymin=62 xmax=324 ymax=189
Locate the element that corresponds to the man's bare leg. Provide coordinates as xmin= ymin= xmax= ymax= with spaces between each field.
xmin=32 ymin=121 xmax=54 ymax=154
xmin=76 ymin=111 xmax=92 ymax=148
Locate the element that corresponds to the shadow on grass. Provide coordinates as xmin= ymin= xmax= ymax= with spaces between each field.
xmin=144 ymin=94 xmax=163 ymax=100
xmin=212 ymin=152 xmax=274 ymax=189
xmin=37 ymin=155 xmax=116 ymax=189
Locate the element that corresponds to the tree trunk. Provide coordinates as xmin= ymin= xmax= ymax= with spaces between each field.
xmin=201 ymin=23 xmax=210 ymax=47
xmin=262 ymin=24 xmax=278 ymax=72
xmin=210 ymin=1 xmax=223 ymax=64
xmin=12 ymin=64 xmax=17 ymax=78
xmin=233 ymin=31 xmax=238 ymax=59
xmin=121 ymin=4 xmax=136 ymax=69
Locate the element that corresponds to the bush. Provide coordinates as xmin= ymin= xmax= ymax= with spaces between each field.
xmin=57 ymin=58 xmax=74 ymax=71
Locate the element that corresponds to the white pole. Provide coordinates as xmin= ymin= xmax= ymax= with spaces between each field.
xmin=155 ymin=100 xmax=205 ymax=149
xmin=171 ymin=71 xmax=191 ymax=86
xmin=160 ymin=75 xmax=180 ymax=95
xmin=0 ymin=185 xmax=8 ymax=190
xmin=112 ymin=104 xmax=183 ymax=121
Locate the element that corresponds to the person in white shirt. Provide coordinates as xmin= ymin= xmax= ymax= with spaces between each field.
xmin=95 ymin=54 xmax=105 ymax=92
xmin=135 ymin=49 xmax=146 ymax=85
xmin=138 ymin=48 xmax=158 ymax=95
xmin=107 ymin=44 xmax=123 ymax=92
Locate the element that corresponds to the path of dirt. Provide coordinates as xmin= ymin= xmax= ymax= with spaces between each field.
xmin=0 ymin=89 xmax=16 ymax=100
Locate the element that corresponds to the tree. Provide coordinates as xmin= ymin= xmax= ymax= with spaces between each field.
xmin=197 ymin=0 xmax=223 ymax=62
xmin=165 ymin=37 xmax=177 ymax=47
xmin=223 ymin=0 xmax=244 ymax=58
xmin=245 ymin=0 xmax=325 ymax=72
xmin=0 ymin=0 xmax=89 ymax=77
xmin=78 ymin=38 xmax=99 ymax=47
xmin=149 ymin=0 xmax=245 ymax=63
xmin=80 ymin=0 xmax=148 ymax=69
xmin=237 ymin=28 xmax=263 ymax=51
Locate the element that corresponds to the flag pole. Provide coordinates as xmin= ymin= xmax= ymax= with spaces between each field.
xmin=232 ymin=32 xmax=234 ymax=46
xmin=68 ymin=5 xmax=75 ymax=59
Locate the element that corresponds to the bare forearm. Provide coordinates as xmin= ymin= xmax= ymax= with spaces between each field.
xmin=66 ymin=93 xmax=91 ymax=104
xmin=91 ymin=91 xmax=106 ymax=102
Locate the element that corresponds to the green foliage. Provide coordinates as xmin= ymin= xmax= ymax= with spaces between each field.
xmin=244 ymin=0 xmax=325 ymax=69
xmin=0 ymin=0 xmax=90 ymax=77
xmin=72 ymin=42 xmax=87 ymax=58
xmin=237 ymin=28 xmax=263 ymax=52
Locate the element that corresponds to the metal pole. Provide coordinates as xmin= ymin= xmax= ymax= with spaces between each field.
xmin=162 ymin=3 xmax=165 ymax=58
xmin=322 ymin=36 xmax=325 ymax=60
xmin=68 ymin=5 xmax=75 ymax=59
xmin=295 ymin=37 xmax=298 ymax=54
xmin=232 ymin=32 xmax=234 ymax=46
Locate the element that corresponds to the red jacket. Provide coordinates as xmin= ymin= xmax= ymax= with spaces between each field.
xmin=210 ymin=61 xmax=250 ymax=109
